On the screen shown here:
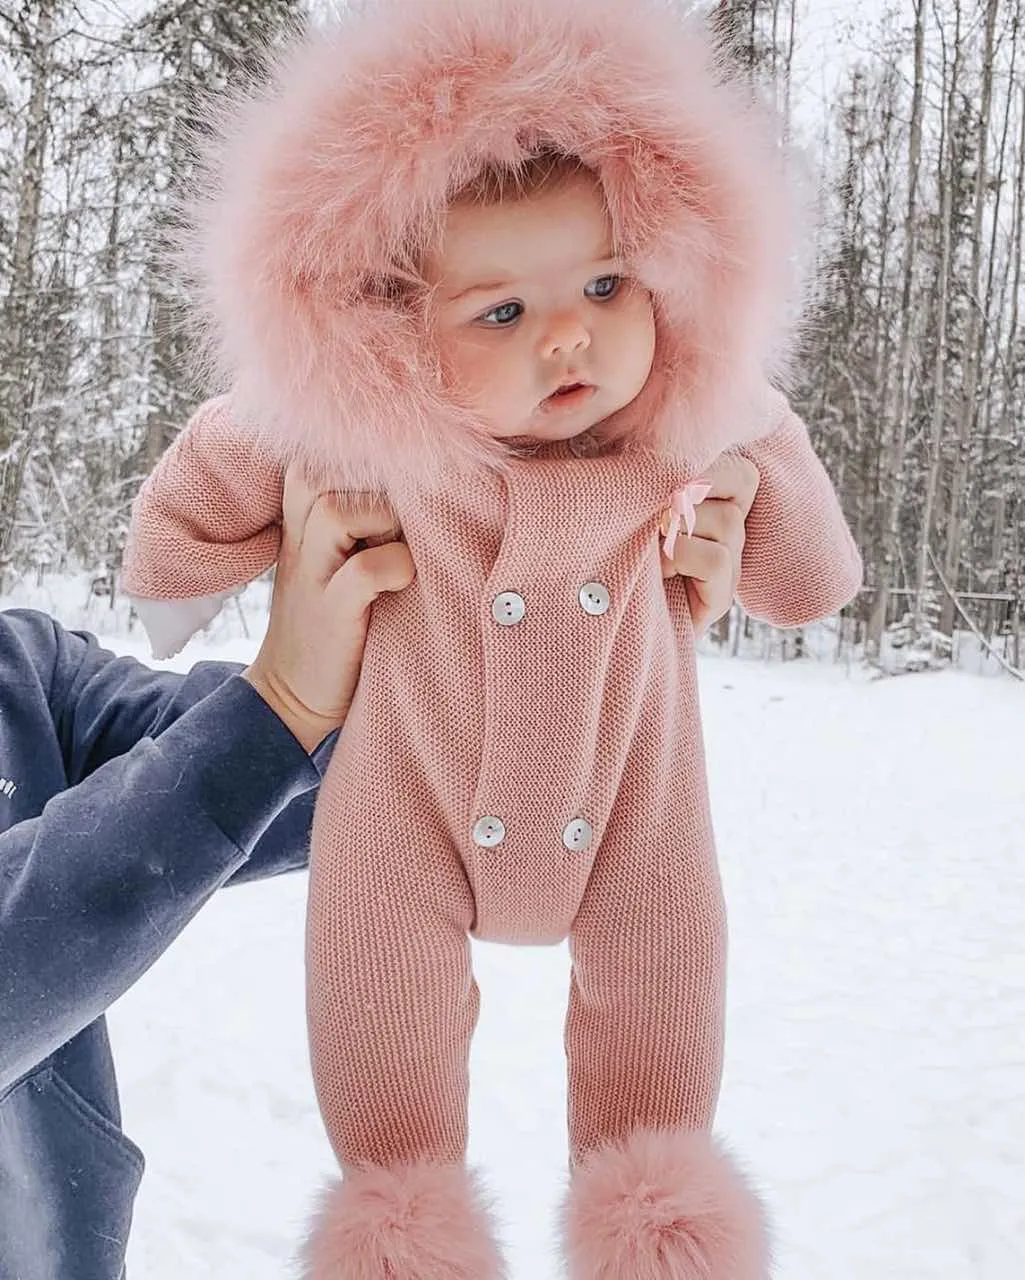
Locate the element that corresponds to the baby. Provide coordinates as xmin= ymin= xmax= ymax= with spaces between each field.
xmin=123 ymin=1 xmax=863 ymax=1277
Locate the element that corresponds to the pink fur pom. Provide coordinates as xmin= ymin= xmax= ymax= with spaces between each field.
xmin=301 ymin=1162 xmax=507 ymax=1280
xmin=561 ymin=1128 xmax=770 ymax=1280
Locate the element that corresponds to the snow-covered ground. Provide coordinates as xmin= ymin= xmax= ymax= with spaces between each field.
xmin=5 ymin=580 xmax=1024 ymax=1277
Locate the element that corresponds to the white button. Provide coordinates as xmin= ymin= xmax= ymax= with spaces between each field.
xmin=492 ymin=592 xmax=526 ymax=626
xmin=473 ymin=816 xmax=506 ymax=848
xmin=562 ymin=818 xmax=593 ymax=852
xmin=578 ymin=582 xmax=610 ymax=616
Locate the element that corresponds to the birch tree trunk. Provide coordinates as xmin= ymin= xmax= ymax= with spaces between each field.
xmin=939 ymin=0 xmax=1000 ymax=635
xmin=914 ymin=1 xmax=962 ymax=635
xmin=866 ymin=0 xmax=927 ymax=659
xmin=0 ymin=0 xmax=58 ymax=567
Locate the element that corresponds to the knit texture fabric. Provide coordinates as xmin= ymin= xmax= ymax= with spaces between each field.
xmin=122 ymin=391 xmax=862 ymax=1177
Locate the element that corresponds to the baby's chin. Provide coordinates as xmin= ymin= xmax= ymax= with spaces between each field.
xmin=523 ymin=417 xmax=596 ymax=443
xmin=488 ymin=392 xmax=608 ymax=444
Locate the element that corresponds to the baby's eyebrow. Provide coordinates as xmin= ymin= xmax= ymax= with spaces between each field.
xmin=449 ymin=279 xmax=516 ymax=301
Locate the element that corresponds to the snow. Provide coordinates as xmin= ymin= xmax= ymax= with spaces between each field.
xmin=89 ymin=619 xmax=1025 ymax=1278
xmin=5 ymin=578 xmax=1023 ymax=1276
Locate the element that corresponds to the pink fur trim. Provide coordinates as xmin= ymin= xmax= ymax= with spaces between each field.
xmin=176 ymin=0 xmax=809 ymax=488
xmin=561 ymin=1128 xmax=770 ymax=1280
xmin=301 ymin=1162 xmax=507 ymax=1280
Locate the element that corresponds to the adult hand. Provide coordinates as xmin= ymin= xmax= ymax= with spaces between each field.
xmin=243 ymin=466 xmax=415 ymax=751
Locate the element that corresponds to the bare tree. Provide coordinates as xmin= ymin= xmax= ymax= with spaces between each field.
xmin=938 ymin=0 xmax=1000 ymax=636
xmin=866 ymin=0 xmax=927 ymax=660
xmin=0 ymin=0 xmax=61 ymax=573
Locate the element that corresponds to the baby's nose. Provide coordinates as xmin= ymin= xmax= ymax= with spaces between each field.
xmin=540 ymin=311 xmax=591 ymax=358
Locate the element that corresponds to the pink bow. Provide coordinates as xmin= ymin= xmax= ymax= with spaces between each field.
xmin=662 ymin=482 xmax=712 ymax=560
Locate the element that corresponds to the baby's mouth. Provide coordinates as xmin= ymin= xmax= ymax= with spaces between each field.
xmin=541 ymin=381 xmax=595 ymax=411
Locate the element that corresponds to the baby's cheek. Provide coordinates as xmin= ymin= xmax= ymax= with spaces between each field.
xmin=459 ymin=343 xmax=521 ymax=406
xmin=631 ymin=305 xmax=657 ymax=390
xmin=438 ymin=332 xmax=492 ymax=394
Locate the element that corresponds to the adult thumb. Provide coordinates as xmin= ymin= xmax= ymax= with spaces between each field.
xmin=332 ymin=540 xmax=415 ymax=612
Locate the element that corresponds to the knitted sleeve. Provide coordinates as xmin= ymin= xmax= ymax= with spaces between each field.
xmin=121 ymin=395 xmax=284 ymax=658
xmin=734 ymin=395 xmax=863 ymax=627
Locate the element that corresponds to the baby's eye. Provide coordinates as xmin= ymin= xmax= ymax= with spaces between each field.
xmin=585 ymin=274 xmax=622 ymax=300
xmin=479 ymin=300 xmax=524 ymax=326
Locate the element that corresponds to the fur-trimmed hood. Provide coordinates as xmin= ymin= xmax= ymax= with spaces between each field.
xmin=180 ymin=0 xmax=808 ymax=489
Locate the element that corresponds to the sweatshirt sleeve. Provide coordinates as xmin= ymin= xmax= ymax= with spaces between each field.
xmin=0 ymin=612 xmax=321 ymax=1091
xmin=734 ymin=393 xmax=863 ymax=627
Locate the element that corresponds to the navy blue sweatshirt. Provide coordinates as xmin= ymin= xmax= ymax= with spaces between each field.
xmin=0 ymin=608 xmax=325 ymax=1279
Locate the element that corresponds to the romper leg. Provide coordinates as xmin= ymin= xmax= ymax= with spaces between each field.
xmin=561 ymin=781 xmax=768 ymax=1279
xmin=302 ymin=756 xmax=506 ymax=1279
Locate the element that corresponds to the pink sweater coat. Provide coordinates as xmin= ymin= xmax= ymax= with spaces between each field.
xmin=123 ymin=0 xmax=863 ymax=1274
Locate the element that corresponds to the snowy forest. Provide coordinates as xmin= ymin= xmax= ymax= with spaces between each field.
xmin=0 ymin=0 xmax=1022 ymax=673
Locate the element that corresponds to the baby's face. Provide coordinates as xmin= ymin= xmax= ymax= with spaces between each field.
xmin=423 ymin=171 xmax=655 ymax=443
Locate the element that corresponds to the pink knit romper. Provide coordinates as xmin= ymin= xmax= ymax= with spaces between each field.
xmin=122 ymin=0 xmax=863 ymax=1274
